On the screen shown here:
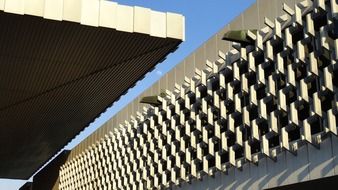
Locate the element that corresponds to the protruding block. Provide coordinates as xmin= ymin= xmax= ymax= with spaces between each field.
xmin=44 ymin=0 xmax=64 ymax=21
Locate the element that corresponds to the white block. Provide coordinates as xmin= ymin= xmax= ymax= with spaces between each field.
xmin=324 ymin=67 xmax=333 ymax=91
xmin=99 ymin=0 xmax=117 ymax=29
xmin=0 ymin=0 xmax=4 ymax=10
xmin=331 ymin=0 xmax=338 ymax=17
xmin=44 ymin=0 xmax=63 ymax=21
xmin=63 ymin=0 xmax=81 ymax=22
xmin=81 ymin=0 xmax=100 ymax=26
xmin=4 ymin=0 xmax=24 ymax=14
xmin=134 ymin=6 xmax=150 ymax=34
xmin=285 ymin=28 xmax=293 ymax=49
xmin=150 ymin=10 xmax=166 ymax=38
xmin=295 ymin=3 xmax=303 ymax=26
xmin=313 ymin=92 xmax=322 ymax=117
xmin=328 ymin=109 xmax=337 ymax=135
xmin=24 ymin=0 xmax=44 ymax=16
xmin=116 ymin=5 xmax=133 ymax=32
xmin=167 ymin=12 xmax=185 ymax=40
xmin=306 ymin=13 xmax=314 ymax=36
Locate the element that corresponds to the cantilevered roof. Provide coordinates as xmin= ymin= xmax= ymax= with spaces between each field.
xmin=0 ymin=0 xmax=184 ymax=179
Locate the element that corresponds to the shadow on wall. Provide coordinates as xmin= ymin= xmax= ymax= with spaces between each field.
xmin=32 ymin=151 xmax=70 ymax=190
xmin=174 ymin=137 xmax=338 ymax=190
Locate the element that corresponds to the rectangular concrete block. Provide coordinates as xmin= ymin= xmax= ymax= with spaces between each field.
xmin=0 ymin=0 xmax=4 ymax=11
xmin=150 ymin=10 xmax=166 ymax=38
xmin=63 ymin=0 xmax=81 ymax=22
xmin=24 ymin=0 xmax=44 ymax=16
xmin=134 ymin=6 xmax=150 ymax=34
xmin=99 ymin=0 xmax=117 ymax=29
xmin=167 ymin=12 xmax=185 ymax=41
xmin=116 ymin=5 xmax=134 ymax=32
xmin=44 ymin=0 xmax=63 ymax=21
xmin=4 ymin=0 xmax=24 ymax=14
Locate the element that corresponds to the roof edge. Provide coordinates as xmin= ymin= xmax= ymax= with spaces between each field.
xmin=0 ymin=0 xmax=185 ymax=41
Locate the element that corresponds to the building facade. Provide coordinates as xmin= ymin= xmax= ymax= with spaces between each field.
xmin=39 ymin=0 xmax=338 ymax=189
xmin=0 ymin=0 xmax=183 ymax=180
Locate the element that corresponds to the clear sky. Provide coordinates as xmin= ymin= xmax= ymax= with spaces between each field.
xmin=0 ymin=0 xmax=255 ymax=189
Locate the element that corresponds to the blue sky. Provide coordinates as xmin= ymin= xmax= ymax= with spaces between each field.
xmin=0 ymin=0 xmax=255 ymax=189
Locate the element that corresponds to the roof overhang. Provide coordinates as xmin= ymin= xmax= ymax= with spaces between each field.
xmin=0 ymin=0 xmax=184 ymax=179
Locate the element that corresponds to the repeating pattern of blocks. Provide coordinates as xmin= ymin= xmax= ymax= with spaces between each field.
xmin=0 ymin=0 xmax=184 ymax=40
xmin=59 ymin=0 xmax=338 ymax=189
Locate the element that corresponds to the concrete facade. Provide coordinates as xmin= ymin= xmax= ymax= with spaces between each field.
xmin=56 ymin=0 xmax=338 ymax=189
xmin=67 ymin=0 xmax=303 ymax=158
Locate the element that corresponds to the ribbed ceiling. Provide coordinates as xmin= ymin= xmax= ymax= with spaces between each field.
xmin=0 ymin=11 xmax=181 ymax=179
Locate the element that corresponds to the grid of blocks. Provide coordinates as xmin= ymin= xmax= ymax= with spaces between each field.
xmin=59 ymin=0 xmax=338 ymax=189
